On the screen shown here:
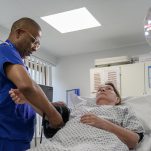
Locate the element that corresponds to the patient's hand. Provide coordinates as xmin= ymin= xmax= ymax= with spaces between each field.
xmin=9 ymin=89 xmax=28 ymax=104
xmin=80 ymin=113 xmax=109 ymax=130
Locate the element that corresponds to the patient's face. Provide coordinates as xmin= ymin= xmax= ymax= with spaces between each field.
xmin=96 ymin=84 xmax=119 ymax=105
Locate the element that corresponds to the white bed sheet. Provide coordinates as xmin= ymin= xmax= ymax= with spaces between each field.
xmin=131 ymin=133 xmax=151 ymax=151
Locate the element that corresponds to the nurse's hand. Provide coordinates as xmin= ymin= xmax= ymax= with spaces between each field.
xmin=9 ymin=89 xmax=27 ymax=104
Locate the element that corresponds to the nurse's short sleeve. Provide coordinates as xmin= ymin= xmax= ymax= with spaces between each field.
xmin=0 ymin=55 xmax=23 ymax=77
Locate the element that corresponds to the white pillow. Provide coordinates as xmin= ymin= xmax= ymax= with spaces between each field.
xmin=123 ymin=95 xmax=151 ymax=133
xmin=122 ymin=96 xmax=133 ymax=101
xmin=68 ymin=93 xmax=95 ymax=108
xmin=135 ymin=133 xmax=151 ymax=151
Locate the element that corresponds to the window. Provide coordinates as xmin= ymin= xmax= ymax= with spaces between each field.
xmin=24 ymin=56 xmax=51 ymax=85
xmin=24 ymin=55 xmax=52 ymax=139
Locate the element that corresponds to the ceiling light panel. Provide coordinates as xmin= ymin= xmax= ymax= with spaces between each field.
xmin=41 ymin=7 xmax=101 ymax=33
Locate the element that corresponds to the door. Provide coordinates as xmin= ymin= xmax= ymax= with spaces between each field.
xmin=120 ymin=63 xmax=145 ymax=97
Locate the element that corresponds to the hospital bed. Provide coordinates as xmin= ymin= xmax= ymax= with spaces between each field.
xmin=123 ymin=95 xmax=151 ymax=151
xmin=68 ymin=94 xmax=151 ymax=151
xmin=29 ymin=94 xmax=151 ymax=151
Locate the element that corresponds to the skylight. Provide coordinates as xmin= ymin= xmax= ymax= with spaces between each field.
xmin=41 ymin=7 xmax=101 ymax=33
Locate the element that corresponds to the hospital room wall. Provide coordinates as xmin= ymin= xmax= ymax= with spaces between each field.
xmin=52 ymin=43 xmax=151 ymax=102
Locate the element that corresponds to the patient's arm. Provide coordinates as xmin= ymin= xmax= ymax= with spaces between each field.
xmin=80 ymin=113 xmax=139 ymax=149
xmin=9 ymin=89 xmax=43 ymax=116
xmin=9 ymin=89 xmax=66 ymax=118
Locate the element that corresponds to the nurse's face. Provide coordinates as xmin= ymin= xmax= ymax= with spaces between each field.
xmin=14 ymin=27 xmax=41 ymax=58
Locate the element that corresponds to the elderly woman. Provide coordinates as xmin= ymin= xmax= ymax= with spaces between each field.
xmin=9 ymin=82 xmax=144 ymax=151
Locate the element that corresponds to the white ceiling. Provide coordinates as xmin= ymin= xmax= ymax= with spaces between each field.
xmin=0 ymin=0 xmax=151 ymax=58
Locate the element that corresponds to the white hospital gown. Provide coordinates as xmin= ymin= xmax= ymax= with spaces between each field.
xmin=29 ymin=100 xmax=144 ymax=151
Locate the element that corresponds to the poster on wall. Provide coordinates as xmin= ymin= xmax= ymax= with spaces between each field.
xmin=148 ymin=66 xmax=151 ymax=88
xmin=66 ymin=89 xmax=80 ymax=109
xmin=90 ymin=66 xmax=121 ymax=96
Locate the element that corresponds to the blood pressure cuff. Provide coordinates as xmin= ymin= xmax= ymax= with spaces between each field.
xmin=42 ymin=105 xmax=70 ymax=138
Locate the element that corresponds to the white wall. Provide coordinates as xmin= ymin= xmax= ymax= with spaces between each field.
xmin=52 ymin=43 xmax=151 ymax=102
xmin=0 ymin=25 xmax=9 ymax=41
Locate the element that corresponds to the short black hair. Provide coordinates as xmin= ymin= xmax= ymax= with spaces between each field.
xmin=10 ymin=17 xmax=41 ymax=33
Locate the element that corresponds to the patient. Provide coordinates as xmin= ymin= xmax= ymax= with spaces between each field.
xmin=9 ymin=82 xmax=144 ymax=151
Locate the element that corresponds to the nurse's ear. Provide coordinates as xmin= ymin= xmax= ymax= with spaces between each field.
xmin=14 ymin=28 xmax=25 ymax=39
